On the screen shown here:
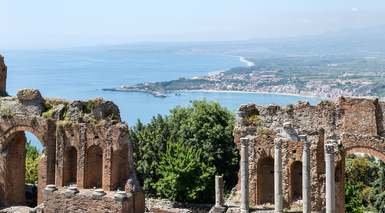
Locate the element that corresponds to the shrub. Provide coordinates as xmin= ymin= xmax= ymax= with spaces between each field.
xmin=153 ymin=141 xmax=215 ymax=202
xmin=130 ymin=100 xmax=238 ymax=203
xmin=25 ymin=141 xmax=41 ymax=184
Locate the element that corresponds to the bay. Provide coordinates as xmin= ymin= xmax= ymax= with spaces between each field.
xmin=2 ymin=44 xmax=319 ymax=149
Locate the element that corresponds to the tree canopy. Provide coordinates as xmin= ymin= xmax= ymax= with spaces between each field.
xmin=130 ymin=100 xmax=238 ymax=203
xmin=345 ymin=155 xmax=385 ymax=212
xmin=25 ymin=141 xmax=41 ymax=184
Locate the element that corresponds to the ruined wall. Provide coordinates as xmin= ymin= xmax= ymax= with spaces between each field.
xmin=233 ymin=97 xmax=385 ymax=212
xmin=0 ymin=54 xmax=144 ymax=212
xmin=0 ymin=55 xmax=6 ymax=96
xmin=42 ymin=188 xmax=133 ymax=213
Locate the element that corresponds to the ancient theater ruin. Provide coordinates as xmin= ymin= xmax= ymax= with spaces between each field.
xmin=228 ymin=97 xmax=385 ymax=213
xmin=0 ymin=56 xmax=144 ymax=212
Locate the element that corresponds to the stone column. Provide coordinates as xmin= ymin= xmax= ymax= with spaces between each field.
xmin=325 ymin=142 xmax=336 ymax=213
xmin=274 ymin=138 xmax=283 ymax=213
xmin=240 ymin=137 xmax=249 ymax=213
xmin=77 ymin=125 xmax=86 ymax=188
xmin=0 ymin=55 xmax=7 ymax=96
xmin=300 ymin=135 xmax=311 ymax=213
xmin=102 ymin=145 xmax=113 ymax=191
xmin=55 ymin=127 xmax=65 ymax=187
xmin=215 ymin=175 xmax=224 ymax=207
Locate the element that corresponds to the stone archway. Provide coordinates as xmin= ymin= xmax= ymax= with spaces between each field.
xmin=257 ymin=157 xmax=274 ymax=204
xmin=345 ymin=146 xmax=385 ymax=162
xmin=290 ymin=161 xmax=302 ymax=201
xmin=335 ymin=146 xmax=385 ymax=213
xmin=84 ymin=145 xmax=103 ymax=188
xmin=0 ymin=83 xmax=144 ymax=211
xmin=63 ymin=146 xmax=77 ymax=186
xmin=0 ymin=126 xmax=54 ymax=207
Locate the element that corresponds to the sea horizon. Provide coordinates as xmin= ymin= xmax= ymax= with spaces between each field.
xmin=2 ymin=44 xmax=319 ymax=150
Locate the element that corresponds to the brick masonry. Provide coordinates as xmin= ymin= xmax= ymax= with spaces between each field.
xmin=232 ymin=97 xmax=385 ymax=212
xmin=0 ymin=55 xmax=144 ymax=212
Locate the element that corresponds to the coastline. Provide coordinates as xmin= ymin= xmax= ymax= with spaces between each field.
xmin=239 ymin=56 xmax=255 ymax=67
xmin=104 ymin=86 xmax=322 ymax=99
xmin=174 ymin=89 xmax=320 ymax=99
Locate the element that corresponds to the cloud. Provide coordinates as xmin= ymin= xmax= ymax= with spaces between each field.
xmin=351 ymin=7 xmax=359 ymax=12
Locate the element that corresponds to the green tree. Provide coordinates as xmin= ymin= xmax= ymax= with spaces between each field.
xmin=345 ymin=182 xmax=365 ymax=213
xmin=345 ymin=155 xmax=385 ymax=212
xmin=167 ymin=100 xmax=238 ymax=191
xmin=153 ymin=141 xmax=215 ymax=202
xmin=25 ymin=141 xmax=41 ymax=184
xmin=131 ymin=115 xmax=170 ymax=195
xmin=130 ymin=100 xmax=238 ymax=202
xmin=370 ymin=162 xmax=385 ymax=211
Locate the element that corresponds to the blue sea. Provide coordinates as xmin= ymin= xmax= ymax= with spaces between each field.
xmin=3 ymin=44 xmax=319 ymax=149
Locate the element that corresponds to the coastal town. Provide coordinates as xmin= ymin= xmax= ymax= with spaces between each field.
xmin=103 ymin=55 xmax=385 ymax=99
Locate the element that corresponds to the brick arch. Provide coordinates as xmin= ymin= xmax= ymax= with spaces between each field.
xmin=63 ymin=146 xmax=78 ymax=186
xmin=289 ymin=161 xmax=302 ymax=202
xmin=2 ymin=125 xmax=45 ymax=145
xmin=344 ymin=146 xmax=385 ymax=163
xmin=0 ymin=124 xmax=54 ymax=206
xmin=335 ymin=145 xmax=385 ymax=213
xmin=256 ymin=156 xmax=274 ymax=205
xmin=84 ymin=144 xmax=103 ymax=188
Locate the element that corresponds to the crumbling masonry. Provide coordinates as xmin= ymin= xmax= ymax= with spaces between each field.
xmin=232 ymin=96 xmax=385 ymax=212
xmin=0 ymin=56 xmax=144 ymax=212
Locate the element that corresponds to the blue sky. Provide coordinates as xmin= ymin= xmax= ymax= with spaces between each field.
xmin=2 ymin=0 xmax=385 ymax=49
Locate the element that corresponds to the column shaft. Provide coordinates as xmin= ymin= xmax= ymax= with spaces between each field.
xmin=215 ymin=175 xmax=224 ymax=207
xmin=325 ymin=143 xmax=336 ymax=213
xmin=300 ymin=135 xmax=311 ymax=213
xmin=240 ymin=138 xmax=249 ymax=213
xmin=274 ymin=138 xmax=283 ymax=213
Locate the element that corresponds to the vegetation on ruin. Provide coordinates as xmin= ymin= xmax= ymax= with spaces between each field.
xmin=130 ymin=100 xmax=238 ymax=203
xmin=43 ymin=99 xmax=68 ymax=119
xmin=42 ymin=108 xmax=56 ymax=119
xmin=0 ymin=104 xmax=15 ymax=119
xmin=245 ymin=114 xmax=262 ymax=127
xmin=345 ymin=155 xmax=385 ymax=212
xmin=25 ymin=141 xmax=41 ymax=184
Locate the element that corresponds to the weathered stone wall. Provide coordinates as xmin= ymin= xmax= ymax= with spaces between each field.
xmin=42 ymin=188 xmax=133 ymax=213
xmin=233 ymin=97 xmax=385 ymax=212
xmin=0 ymin=57 xmax=144 ymax=212
xmin=0 ymin=55 xmax=6 ymax=96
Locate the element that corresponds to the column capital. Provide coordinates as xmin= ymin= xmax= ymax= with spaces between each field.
xmin=325 ymin=143 xmax=336 ymax=154
xmin=274 ymin=137 xmax=283 ymax=149
xmin=300 ymin=135 xmax=311 ymax=148
xmin=299 ymin=134 xmax=307 ymax=142
xmin=240 ymin=137 xmax=249 ymax=147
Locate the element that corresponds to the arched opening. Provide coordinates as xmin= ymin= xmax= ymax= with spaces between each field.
xmin=1 ymin=131 xmax=43 ymax=207
xmin=257 ymin=157 xmax=274 ymax=204
xmin=85 ymin=145 xmax=103 ymax=188
xmin=111 ymin=145 xmax=129 ymax=190
xmin=290 ymin=161 xmax=302 ymax=201
xmin=63 ymin=146 xmax=77 ymax=186
xmin=344 ymin=147 xmax=385 ymax=212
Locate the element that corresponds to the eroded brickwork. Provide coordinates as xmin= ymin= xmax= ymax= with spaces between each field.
xmin=0 ymin=55 xmax=6 ymax=96
xmin=42 ymin=188 xmax=133 ymax=213
xmin=233 ymin=97 xmax=385 ymax=212
xmin=0 ymin=55 xmax=144 ymax=212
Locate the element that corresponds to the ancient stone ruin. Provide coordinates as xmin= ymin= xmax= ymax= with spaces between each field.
xmin=0 ymin=56 xmax=144 ymax=212
xmin=231 ymin=97 xmax=385 ymax=212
